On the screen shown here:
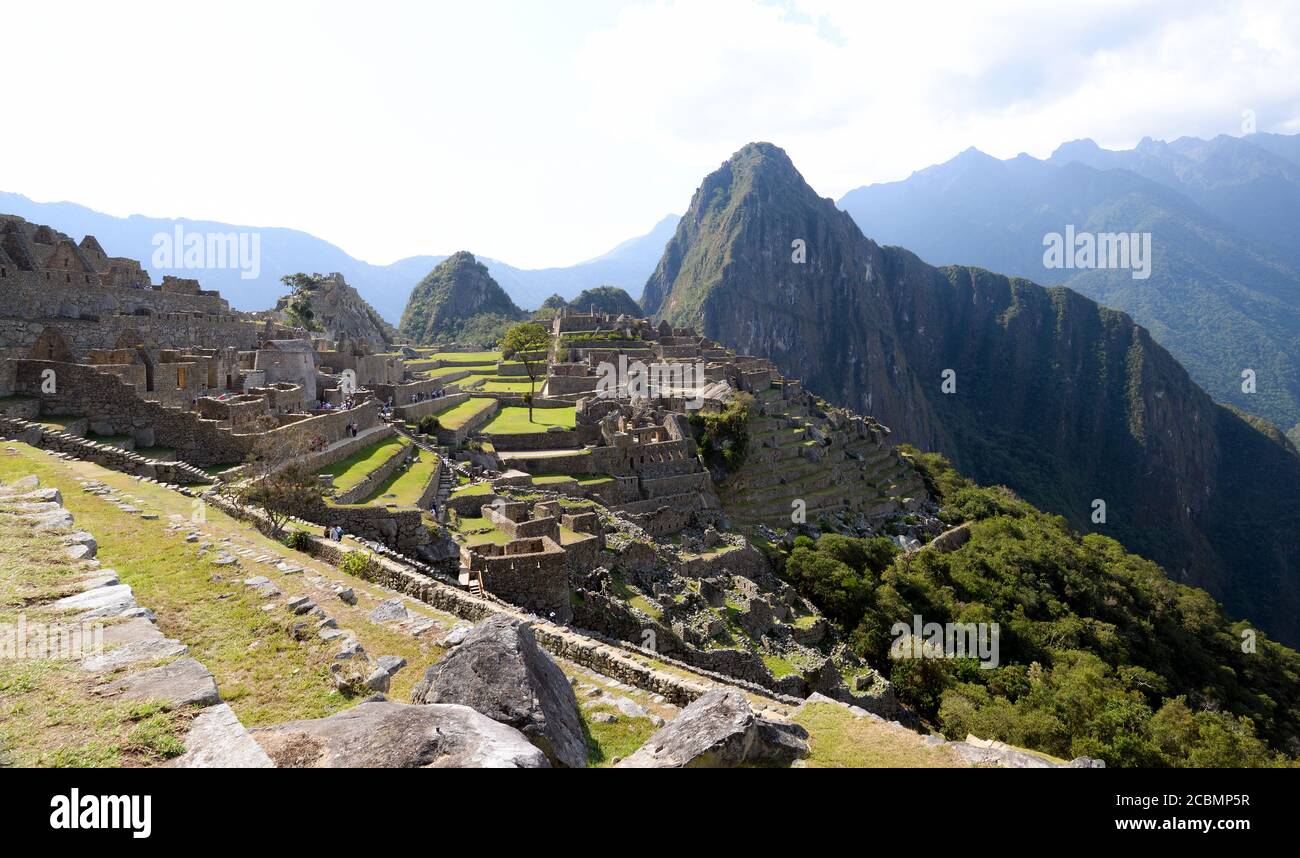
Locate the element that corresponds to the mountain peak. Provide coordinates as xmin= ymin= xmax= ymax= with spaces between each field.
xmin=398 ymin=251 xmax=524 ymax=346
xmin=1049 ymin=138 xmax=1102 ymax=159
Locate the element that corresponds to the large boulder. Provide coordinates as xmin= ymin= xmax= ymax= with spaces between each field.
xmin=617 ymin=689 xmax=808 ymax=768
xmin=250 ymin=701 xmax=549 ymax=768
xmin=410 ymin=615 xmax=587 ymax=768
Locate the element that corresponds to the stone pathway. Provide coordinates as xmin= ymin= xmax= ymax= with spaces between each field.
xmin=4 ymin=474 xmax=273 ymax=768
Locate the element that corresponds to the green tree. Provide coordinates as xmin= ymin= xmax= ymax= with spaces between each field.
xmin=499 ymin=321 xmax=551 ymax=422
xmin=280 ymin=272 xmax=323 ymax=332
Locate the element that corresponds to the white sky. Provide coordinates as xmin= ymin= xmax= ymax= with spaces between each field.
xmin=2 ymin=0 xmax=1297 ymax=268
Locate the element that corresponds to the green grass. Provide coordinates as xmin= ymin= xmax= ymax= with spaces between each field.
xmin=319 ymin=437 xmax=406 ymax=494
xmin=0 ymin=444 xmax=448 ymax=729
xmin=424 ymin=363 xmax=496 ymax=380
xmin=532 ymin=474 xmax=613 ymax=487
xmin=452 ymin=515 xmax=510 ymax=546
xmin=360 ymin=454 xmax=438 ymax=508
xmin=476 ymin=379 xmax=536 ymax=393
xmin=581 ymin=704 xmax=660 ymax=767
xmin=429 ymin=351 xmax=502 ymax=364
xmin=451 ymin=482 xmax=493 ymax=497
xmin=793 ymin=703 xmax=965 ymax=768
xmin=761 ymin=653 xmax=803 ymax=679
xmin=482 ymin=406 xmax=576 ymax=434
xmin=0 ymin=507 xmax=192 ymax=767
xmin=435 ymin=397 xmax=498 ymax=431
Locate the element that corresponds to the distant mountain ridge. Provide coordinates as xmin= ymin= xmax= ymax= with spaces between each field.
xmin=644 ymin=141 xmax=1300 ymax=648
xmin=837 ymin=133 xmax=1300 ymax=435
xmin=0 ymin=191 xmax=678 ymax=322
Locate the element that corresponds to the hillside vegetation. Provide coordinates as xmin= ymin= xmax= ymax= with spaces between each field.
xmin=776 ymin=450 xmax=1300 ymax=767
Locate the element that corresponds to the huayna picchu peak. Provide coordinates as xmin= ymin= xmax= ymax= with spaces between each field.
xmin=644 ymin=141 xmax=1300 ymax=650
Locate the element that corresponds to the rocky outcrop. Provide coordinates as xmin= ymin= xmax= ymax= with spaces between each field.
xmin=410 ymin=615 xmax=587 ymax=768
xmin=642 ymin=141 xmax=1300 ymax=648
xmin=617 ymin=689 xmax=808 ymax=768
xmin=274 ymin=272 xmax=395 ymax=347
xmin=250 ymin=701 xmax=550 ymax=768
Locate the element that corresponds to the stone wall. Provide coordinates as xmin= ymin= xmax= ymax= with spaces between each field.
xmin=504 ymin=437 xmax=698 ymax=479
xmin=0 ymin=416 xmax=213 ymax=484
xmin=462 ymin=536 xmax=571 ymax=622
xmin=316 ymin=500 xmax=431 ymax=555
xmin=7 ymin=359 xmax=382 ymax=466
xmin=482 ymin=428 xmax=581 ymax=451
xmin=396 ymin=392 xmax=468 ymax=423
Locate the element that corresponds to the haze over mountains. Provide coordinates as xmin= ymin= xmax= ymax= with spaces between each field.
xmin=644 ymin=142 xmax=1300 ymax=648
xmin=0 ymin=191 xmax=678 ymax=321
xmin=838 ymin=133 xmax=1300 ymax=437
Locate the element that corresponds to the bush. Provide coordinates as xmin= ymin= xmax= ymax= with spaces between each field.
xmin=341 ymin=552 xmax=374 ymax=578
xmin=418 ymin=415 xmax=441 ymax=436
xmin=284 ymin=529 xmax=312 ymax=551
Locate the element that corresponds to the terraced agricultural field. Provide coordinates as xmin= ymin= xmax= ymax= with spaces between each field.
xmin=482 ymin=406 xmax=576 ymax=434
xmin=360 ymin=452 xmax=439 ymax=507
xmin=435 ymin=397 xmax=498 ymax=430
xmin=427 ymin=351 xmax=502 ymax=364
xmin=319 ymin=437 xmax=406 ymax=494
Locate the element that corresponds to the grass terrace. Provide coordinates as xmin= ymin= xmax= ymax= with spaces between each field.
xmin=428 ymin=351 xmax=502 ymax=364
xmin=424 ymin=363 xmax=497 ymax=380
xmin=482 ymin=405 xmax=576 ymax=434
xmin=435 ymin=397 xmax=498 ymax=430
xmin=531 ymin=474 xmax=614 ymax=487
xmin=451 ymin=515 xmax=511 ymax=546
xmin=319 ymin=437 xmax=406 ymax=494
xmin=792 ymin=702 xmax=965 ymax=768
xmin=361 ymin=453 xmax=439 ymax=508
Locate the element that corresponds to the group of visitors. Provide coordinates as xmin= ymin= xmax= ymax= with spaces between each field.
xmin=345 ymin=421 xmax=360 ymax=438
xmin=323 ymin=524 xmax=344 ymax=541
xmin=407 ymin=388 xmax=446 ymax=404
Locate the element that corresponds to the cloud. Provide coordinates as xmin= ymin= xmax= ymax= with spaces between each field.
xmin=573 ymin=0 xmax=1300 ymax=197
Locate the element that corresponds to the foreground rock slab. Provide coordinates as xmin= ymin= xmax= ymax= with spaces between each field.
xmin=251 ymin=701 xmax=550 ymax=768
xmin=100 ymin=657 xmax=221 ymax=710
xmin=163 ymin=703 xmax=274 ymax=768
xmin=618 ymin=689 xmax=808 ymax=768
xmin=410 ymin=615 xmax=587 ymax=768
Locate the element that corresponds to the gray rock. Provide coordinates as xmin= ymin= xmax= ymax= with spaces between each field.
xmin=100 ymin=658 xmax=221 ymax=710
xmin=611 ymin=696 xmax=649 ymax=719
xmin=81 ymin=638 xmax=189 ymax=674
xmin=617 ymin=689 xmax=808 ymax=768
xmin=334 ymin=640 xmax=367 ymax=660
xmin=376 ymin=655 xmax=407 ymax=677
xmin=335 ymin=587 xmax=357 ymax=606
xmin=55 ymin=583 xmax=137 ymax=616
xmin=101 ymin=617 xmax=165 ymax=648
xmin=162 ymin=703 xmax=274 ymax=768
xmin=364 ymin=667 xmax=392 ymax=693
xmin=368 ymin=598 xmax=410 ymax=623
xmin=410 ymin=615 xmax=587 ymax=769
xmin=441 ymin=621 xmax=474 ymax=647
xmin=78 ymin=571 xmax=119 ymax=591
xmin=285 ymin=595 xmax=313 ymax=614
xmin=250 ymin=701 xmax=550 ymax=768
